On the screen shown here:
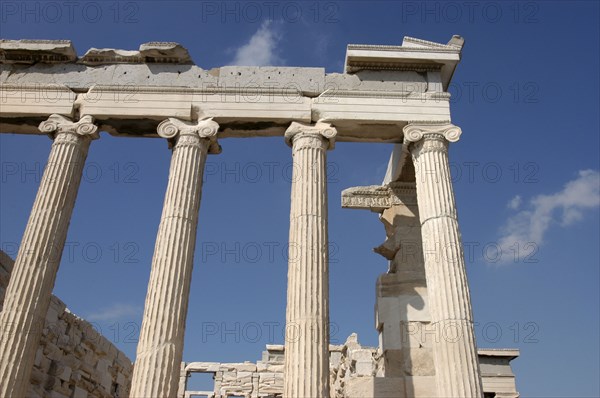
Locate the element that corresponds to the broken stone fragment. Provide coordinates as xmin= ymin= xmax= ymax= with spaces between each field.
xmin=374 ymin=235 xmax=400 ymax=261
xmin=0 ymin=39 xmax=76 ymax=64
xmin=77 ymin=42 xmax=193 ymax=65
xmin=78 ymin=48 xmax=143 ymax=65
xmin=448 ymin=35 xmax=465 ymax=48
xmin=139 ymin=42 xmax=193 ymax=64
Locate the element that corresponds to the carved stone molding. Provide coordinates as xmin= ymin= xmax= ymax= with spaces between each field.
xmin=284 ymin=121 xmax=337 ymax=150
xmin=347 ymin=42 xmax=461 ymax=53
xmin=341 ymin=182 xmax=417 ymax=212
xmin=403 ymin=122 xmax=462 ymax=143
xmin=38 ymin=114 xmax=99 ymax=139
xmin=157 ymin=117 xmax=220 ymax=153
xmin=78 ymin=42 xmax=193 ymax=65
xmin=0 ymin=39 xmax=76 ymax=64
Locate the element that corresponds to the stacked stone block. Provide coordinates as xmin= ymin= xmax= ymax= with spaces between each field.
xmin=0 ymin=251 xmax=133 ymax=398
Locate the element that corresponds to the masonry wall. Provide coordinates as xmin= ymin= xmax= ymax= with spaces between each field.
xmin=181 ymin=335 xmax=519 ymax=398
xmin=0 ymin=251 xmax=133 ymax=398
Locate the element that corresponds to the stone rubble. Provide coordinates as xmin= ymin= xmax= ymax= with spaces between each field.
xmin=181 ymin=334 xmax=381 ymax=398
xmin=181 ymin=334 xmax=519 ymax=398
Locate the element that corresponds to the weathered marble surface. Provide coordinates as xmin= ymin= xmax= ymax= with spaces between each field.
xmin=404 ymin=123 xmax=483 ymax=397
xmin=130 ymin=118 xmax=219 ymax=398
xmin=0 ymin=36 xmax=461 ymax=141
xmin=283 ymin=122 xmax=336 ymax=398
xmin=0 ymin=115 xmax=98 ymax=397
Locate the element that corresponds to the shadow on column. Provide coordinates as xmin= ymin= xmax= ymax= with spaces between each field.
xmin=373 ymin=191 xmax=437 ymax=398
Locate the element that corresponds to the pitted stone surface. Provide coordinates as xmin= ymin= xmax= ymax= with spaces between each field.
xmin=218 ymin=66 xmax=325 ymax=95
xmin=0 ymin=63 xmax=218 ymax=89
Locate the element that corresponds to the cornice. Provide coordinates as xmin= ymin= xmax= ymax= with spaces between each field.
xmin=347 ymin=44 xmax=460 ymax=54
xmin=1 ymin=40 xmax=193 ymax=65
xmin=78 ymin=50 xmax=144 ymax=65
xmin=345 ymin=61 xmax=443 ymax=74
xmin=341 ymin=182 xmax=417 ymax=211
xmin=404 ymin=36 xmax=458 ymax=49
xmin=0 ymin=39 xmax=77 ymax=64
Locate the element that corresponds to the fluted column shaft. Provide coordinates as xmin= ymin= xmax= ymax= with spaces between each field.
xmin=283 ymin=122 xmax=336 ymax=398
xmin=130 ymin=118 xmax=219 ymax=398
xmin=404 ymin=123 xmax=483 ymax=397
xmin=0 ymin=115 xmax=98 ymax=397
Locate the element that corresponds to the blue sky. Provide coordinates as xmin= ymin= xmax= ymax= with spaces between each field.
xmin=1 ymin=1 xmax=599 ymax=396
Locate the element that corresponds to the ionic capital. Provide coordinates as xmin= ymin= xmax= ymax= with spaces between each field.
xmin=157 ymin=117 xmax=221 ymax=153
xmin=38 ymin=114 xmax=99 ymax=140
xmin=403 ymin=122 xmax=462 ymax=144
xmin=285 ymin=121 xmax=337 ymax=150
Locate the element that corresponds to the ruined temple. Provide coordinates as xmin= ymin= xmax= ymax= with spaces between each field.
xmin=0 ymin=36 xmax=519 ymax=397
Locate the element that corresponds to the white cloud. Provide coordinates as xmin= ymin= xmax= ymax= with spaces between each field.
xmin=497 ymin=170 xmax=600 ymax=263
xmin=87 ymin=303 xmax=141 ymax=322
xmin=507 ymin=195 xmax=522 ymax=210
xmin=231 ymin=21 xmax=282 ymax=66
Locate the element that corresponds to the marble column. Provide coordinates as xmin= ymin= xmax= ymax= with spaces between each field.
xmin=403 ymin=122 xmax=483 ymax=397
xmin=0 ymin=114 xmax=98 ymax=397
xmin=130 ymin=118 xmax=220 ymax=398
xmin=283 ymin=121 xmax=336 ymax=398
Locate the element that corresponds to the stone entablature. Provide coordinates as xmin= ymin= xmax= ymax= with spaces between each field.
xmin=344 ymin=36 xmax=464 ymax=90
xmin=0 ymin=251 xmax=133 ymax=398
xmin=0 ymin=37 xmax=461 ymax=141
